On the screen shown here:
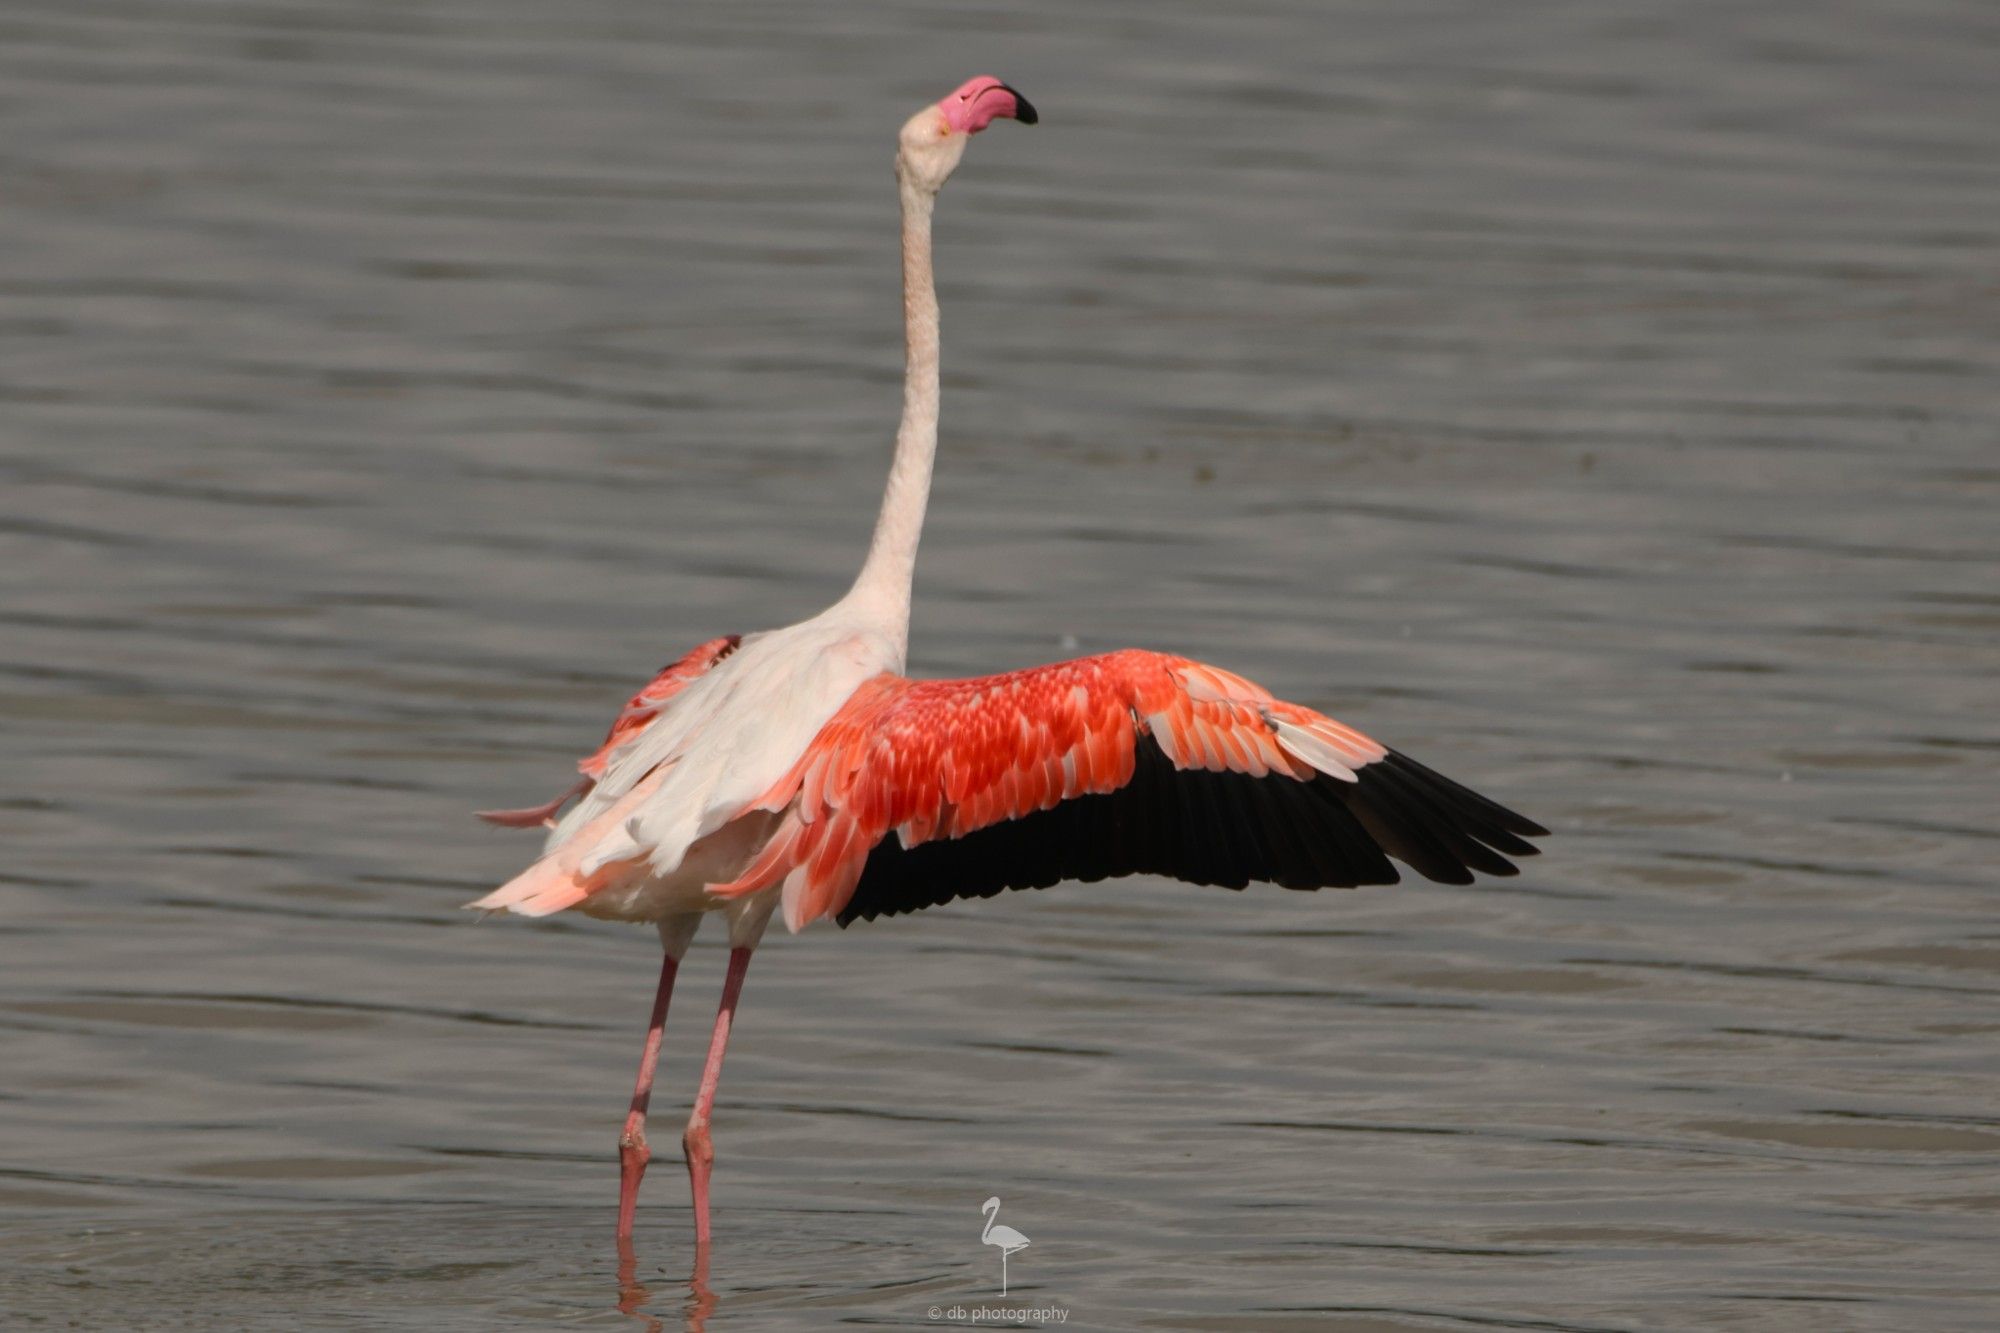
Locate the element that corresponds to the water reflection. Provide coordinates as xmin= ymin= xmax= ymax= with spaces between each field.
xmin=615 ymin=1233 xmax=715 ymax=1333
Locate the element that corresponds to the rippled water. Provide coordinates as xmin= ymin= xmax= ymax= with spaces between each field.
xmin=5 ymin=2 xmax=1998 ymax=1329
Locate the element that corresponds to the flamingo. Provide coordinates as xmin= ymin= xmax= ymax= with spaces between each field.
xmin=980 ymin=1197 xmax=1031 ymax=1296
xmin=471 ymin=75 xmax=1547 ymax=1252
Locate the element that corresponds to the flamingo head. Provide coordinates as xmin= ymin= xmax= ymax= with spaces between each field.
xmin=898 ymin=77 xmax=1037 ymax=195
xmin=982 ymin=1195 xmax=1001 ymax=1213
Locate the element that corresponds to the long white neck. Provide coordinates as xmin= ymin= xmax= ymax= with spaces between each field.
xmin=844 ymin=170 xmax=940 ymax=649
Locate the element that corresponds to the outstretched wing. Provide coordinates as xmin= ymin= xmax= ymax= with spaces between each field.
xmin=477 ymin=634 xmax=742 ymax=828
xmin=709 ymin=649 xmax=1546 ymax=931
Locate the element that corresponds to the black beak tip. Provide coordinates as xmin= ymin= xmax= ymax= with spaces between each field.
xmin=1002 ymin=84 xmax=1038 ymax=125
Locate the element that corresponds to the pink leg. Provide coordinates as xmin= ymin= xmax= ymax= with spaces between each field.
xmin=617 ymin=951 xmax=681 ymax=1241
xmin=684 ymin=946 xmax=753 ymax=1250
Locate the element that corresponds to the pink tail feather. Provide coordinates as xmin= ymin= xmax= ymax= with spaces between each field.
xmin=466 ymin=770 xmax=666 ymax=917
xmin=475 ymin=779 xmax=592 ymax=829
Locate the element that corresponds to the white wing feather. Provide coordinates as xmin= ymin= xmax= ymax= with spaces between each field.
xmin=547 ymin=615 xmax=897 ymax=884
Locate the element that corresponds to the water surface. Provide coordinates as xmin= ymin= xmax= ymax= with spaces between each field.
xmin=4 ymin=1 xmax=1998 ymax=1329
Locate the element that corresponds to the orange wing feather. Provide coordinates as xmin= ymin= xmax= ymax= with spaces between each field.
xmin=711 ymin=649 xmax=1425 ymax=931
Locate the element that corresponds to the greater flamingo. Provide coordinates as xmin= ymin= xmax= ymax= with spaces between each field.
xmin=980 ymin=1197 xmax=1030 ymax=1296
xmin=472 ymin=76 xmax=1546 ymax=1252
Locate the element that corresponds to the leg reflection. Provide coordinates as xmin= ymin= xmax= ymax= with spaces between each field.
xmin=614 ymin=1233 xmax=716 ymax=1333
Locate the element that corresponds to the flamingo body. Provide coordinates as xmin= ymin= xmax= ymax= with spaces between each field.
xmin=470 ymin=75 xmax=1546 ymax=1254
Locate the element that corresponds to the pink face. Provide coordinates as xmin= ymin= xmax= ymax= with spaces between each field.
xmin=938 ymin=76 xmax=1038 ymax=134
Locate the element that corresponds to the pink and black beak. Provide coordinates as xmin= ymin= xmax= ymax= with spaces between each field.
xmin=940 ymin=76 xmax=1038 ymax=134
xmin=998 ymin=83 xmax=1038 ymax=125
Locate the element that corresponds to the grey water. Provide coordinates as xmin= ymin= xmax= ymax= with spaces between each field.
xmin=3 ymin=1 xmax=1998 ymax=1329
